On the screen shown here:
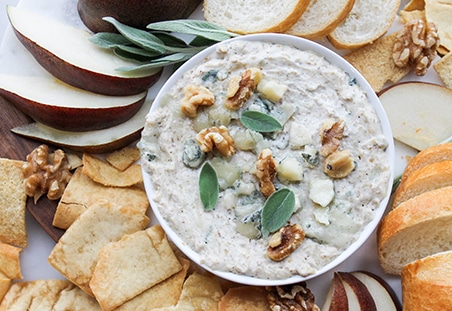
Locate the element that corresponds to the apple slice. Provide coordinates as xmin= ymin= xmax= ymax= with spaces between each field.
xmin=351 ymin=271 xmax=401 ymax=311
xmin=6 ymin=5 xmax=161 ymax=96
xmin=0 ymin=74 xmax=147 ymax=132
xmin=11 ymin=98 xmax=153 ymax=154
xmin=378 ymin=82 xmax=452 ymax=151
xmin=322 ymin=272 xmax=348 ymax=311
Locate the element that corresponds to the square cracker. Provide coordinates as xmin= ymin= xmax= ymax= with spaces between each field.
xmin=90 ymin=225 xmax=183 ymax=311
xmin=106 ymin=147 xmax=140 ymax=171
xmin=0 ymin=280 xmax=100 ymax=310
xmin=0 ymin=242 xmax=22 ymax=279
xmin=53 ymin=167 xmax=149 ymax=229
xmin=48 ymin=199 xmax=149 ymax=296
xmin=0 ymin=158 xmax=27 ymax=247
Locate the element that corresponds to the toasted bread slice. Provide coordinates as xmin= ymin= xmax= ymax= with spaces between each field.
xmin=328 ymin=0 xmax=401 ymax=49
xmin=392 ymin=160 xmax=452 ymax=208
xmin=286 ymin=0 xmax=355 ymax=39
xmin=378 ymin=186 xmax=452 ymax=275
xmin=401 ymin=250 xmax=452 ymax=311
xmin=203 ymin=0 xmax=310 ymax=34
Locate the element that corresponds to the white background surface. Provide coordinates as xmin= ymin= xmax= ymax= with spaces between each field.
xmin=0 ymin=0 xmax=444 ymax=307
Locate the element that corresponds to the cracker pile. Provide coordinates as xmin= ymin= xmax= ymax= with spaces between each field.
xmin=0 ymin=145 xmax=320 ymax=310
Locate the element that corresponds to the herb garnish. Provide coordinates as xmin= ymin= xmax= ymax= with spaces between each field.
xmin=240 ymin=110 xmax=283 ymax=133
xmin=261 ymin=188 xmax=295 ymax=238
xmin=89 ymin=18 xmax=239 ymax=73
xmin=199 ymin=162 xmax=219 ymax=211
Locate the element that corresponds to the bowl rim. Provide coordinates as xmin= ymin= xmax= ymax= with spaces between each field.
xmin=141 ymin=33 xmax=395 ymax=286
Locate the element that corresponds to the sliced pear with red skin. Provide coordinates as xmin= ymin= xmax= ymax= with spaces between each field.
xmin=0 ymin=74 xmax=147 ymax=131
xmin=6 ymin=5 xmax=162 ymax=96
xmin=11 ymin=99 xmax=153 ymax=154
xmin=322 ymin=272 xmax=349 ymax=311
xmin=338 ymin=272 xmax=377 ymax=311
xmin=351 ymin=271 xmax=401 ymax=311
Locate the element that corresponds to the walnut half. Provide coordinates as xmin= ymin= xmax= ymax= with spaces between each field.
xmin=196 ymin=125 xmax=235 ymax=157
xmin=225 ymin=68 xmax=262 ymax=110
xmin=266 ymin=282 xmax=320 ymax=311
xmin=267 ymin=224 xmax=305 ymax=262
xmin=22 ymin=144 xmax=72 ymax=203
xmin=255 ymin=148 xmax=278 ymax=198
xmin=181 ymin=84 xmax=215 ymax=118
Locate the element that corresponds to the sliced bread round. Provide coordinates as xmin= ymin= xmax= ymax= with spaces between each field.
xmin=327 ymin=0 xmax=401 ymax=49
xmin=401 ymin=250 xmax=452 ymax=311
xmin=399 ymin=142 xmax=452 ymax=185
xmin=392 ymin=160 xmax=452 ymax=208
xmin=377 ymin=186 xmax=452 ymax=275
xmin=286 ymin=0 xmax=356 ymax=39
xmin=203 ymin=0 xmax=310 ymax=34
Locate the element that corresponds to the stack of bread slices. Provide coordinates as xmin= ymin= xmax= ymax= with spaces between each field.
xmin=203 ymin=0 xmax=401 ymax=49
xmin=377 ymin=142 xmax=452 ymax=310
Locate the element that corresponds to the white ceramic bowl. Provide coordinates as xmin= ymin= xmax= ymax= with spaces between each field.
xmin=141 ymin=33 xmax=395 ymax=286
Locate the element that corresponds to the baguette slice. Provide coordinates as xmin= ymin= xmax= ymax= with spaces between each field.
xmin=203 ymin=0 xmax=310 ymax=34
xmin=401 ymin=250 xmax=452 ymax=311
xmin=328 ymin=0 xmax=401 ymax=49
xmin=286 ymin=0 xmax=356 ymax=39
xmin=392 ymin=160 xmax=452 ymax=208
xmin=399 ymin=143 xmax=452 ymax=185
xmin=378 ymin=186 xmax=452 ymax=274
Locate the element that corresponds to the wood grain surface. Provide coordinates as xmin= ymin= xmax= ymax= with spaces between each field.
xmin=1 ymin=96 xmax=65 ymax=242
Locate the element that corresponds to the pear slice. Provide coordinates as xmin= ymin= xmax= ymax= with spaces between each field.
xmin=338 ymin=272 xmax=377 ymax=311
xmin=0 ymin=74 xmax=147 ymax=132
xmin=6 ymin=5 xmax=161 ymax=96
xmin=11 ymin=98 xmax=153 ymax=154
xmin=322 ymin=272 xmax=348 ymax=311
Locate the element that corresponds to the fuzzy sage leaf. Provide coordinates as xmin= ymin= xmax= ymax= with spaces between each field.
xmin=240 ymin=110 xmax=283 ymax=133
xmin=199 ymin=162 xmax=219 ymax=211
xmin=261 ymin=188 xmax=295 ymax=238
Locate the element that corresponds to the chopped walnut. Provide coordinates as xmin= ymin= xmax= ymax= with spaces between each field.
xmin=266 ymin=282 xmax=320 ymax=311
xmin=22 ymin=144 xmax=72 ymax=203
xmin=225 ymin=68 xmax=262 ymax=110
xmin=393 ymin=19 xmax=440 ymax=76
xmin=323 ymin=149 xmax=355 ymax=178
xmin=255 ymin=148 xmax=277 ymax=198
xmin=320 ymin=119 xmax=345 ymax=157
xmin=181 ymin=84 xmax=215 ymax=118
xmin=196 ymin=125 xmax=235 ymax=157
xmin=267 ymin=224 xmax=305 ymax=262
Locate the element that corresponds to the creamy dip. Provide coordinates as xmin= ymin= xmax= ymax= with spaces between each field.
xmin=139 ymin=40 xmax=391 ymax=280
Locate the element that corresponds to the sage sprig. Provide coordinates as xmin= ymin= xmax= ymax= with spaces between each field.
xmin=240 ymin=110 xmax=283 ymax=133
xmin=89 ymin=18 xmax=239 ymax=73
xmin=199 ymin=162 xmax=219 ymax=211
xmin=261 ymin=188 xmax=296 ymax=238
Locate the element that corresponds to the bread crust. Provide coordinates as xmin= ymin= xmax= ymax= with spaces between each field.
xmin=286 ymin=0 xmax=356 ymax=40
xmin=392 ymin=160 xmax=452 ymax=208
xmin=401 ymin=251 xmax=452 ymax=311
xmin=377 ymin=186 xmax=452 ymax=274
xmin=203 ymin=0 xmax=311 ymax=34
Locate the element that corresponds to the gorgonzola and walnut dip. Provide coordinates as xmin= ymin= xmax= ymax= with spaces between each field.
xmin=139 ymin=40 xmax=391 ymax=280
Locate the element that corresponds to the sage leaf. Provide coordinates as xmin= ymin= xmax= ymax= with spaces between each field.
xmin=199 ymin=162 xmax=219 ymax=211
xmin=116 ymin=52 xmax=195 ymax=72
xmin=261 ymin=188 xmax=295 ymax=238
xmin=89 ymin=32 xmax=131 ymax=48
xmin=103 ymin=17 xmax=167 ymax=53
xmin=240 ymin=110 xmax=283 ymax=133
xmin=147 ymin=19 xmax=238 ymax=42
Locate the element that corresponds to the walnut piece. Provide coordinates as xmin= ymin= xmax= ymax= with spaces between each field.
xmin=266 ymin=282 xmax=320 ymax=311
xmin=267 ymin=224 xmax=305 ymax=262
xmin=393 ymin=19 xmax=440 ymax=76
xmin=323 ymin=149 xmax=355 ymax=178
xmin=255 ymin=148 xmax=278 ymax=198
xmin=320 ymin=118 xmax=345 ymax=157
xmin=225 ymin=68 xmax=262 ymax=110
xmin=22 ymin=144 xmax=72 ymax=203
xmin=196 ymin=125 xmax=235 ymax=157
xmin=181 ymin=84 xmax=215 ymax=118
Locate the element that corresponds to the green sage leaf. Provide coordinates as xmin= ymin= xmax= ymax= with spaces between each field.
xmin=116 ymin=52 xmax=195 ymax=72
xmin=240 ymin=110 xmax=283 ymax=133
xmin=146 ymin=19 xmax=238 ymax=41
xmin=89 ymin=32 xmax=131 ymax=48
xmin=261 ymin=189 xmax=295 ymax=238
xmin=103 ymin=17 xmax=167 ymax=53
xmin=199 ymin=162 xmax=219 ymax=211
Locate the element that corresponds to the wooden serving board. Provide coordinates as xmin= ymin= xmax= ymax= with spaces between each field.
xmin=1 ymin=96 xmax=65 ymax=242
